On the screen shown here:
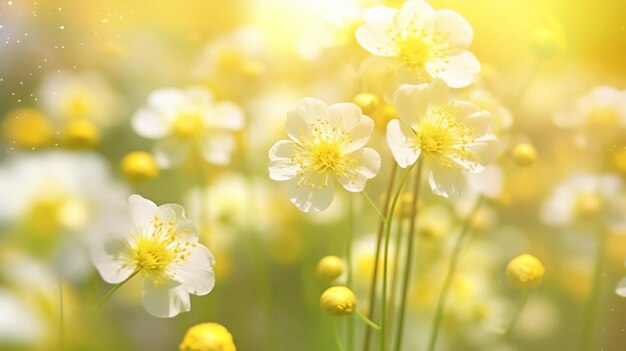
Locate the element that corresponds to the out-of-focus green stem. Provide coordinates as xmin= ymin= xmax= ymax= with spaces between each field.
xmin=426 ymin=196 xmax=485 ymax=351
xmin=361 ymin=191 xmax=387 ymax=223
xmin=347 ymin=194 xmax=354 ymax=351
xmin=580 ymin=224 xmax=607 ymax=351
xmin=503 ymin=289 xmax=530 ymax=336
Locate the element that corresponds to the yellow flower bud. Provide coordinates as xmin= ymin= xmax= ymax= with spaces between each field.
xmin=372 ymin=103 xmax=397 ymax=132
xmin=511 ymin=143 xmax=537 ymax=167
xmin=320 ymin=286 xmax=356 ymax=316
xmin=2 ymin=108 xmax=54 ymax=149
xmin=179 ymin=322 xmax=236 ymax=351
xmin=61 ymin=119 xmax=100 ymax=148
xmin=352 ymin=93 xmax=379 ymax=115
xmin=121 ymin=151 xmax=160 ymax=182
xmin=316 ymin=255 xmax=344 ymax=281
xmin=529 ymin=26 xmax=562 ymax=59
xmin=506 ymin=254 xmax=545 ymax=290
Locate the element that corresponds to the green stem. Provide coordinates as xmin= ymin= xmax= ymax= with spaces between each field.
xmin=59 ymin=274 xmax=64 ymax=350
xmin=503 ymin=290 xmax=530 ymax=336
xmin=393 ymin=160 xmax=424 ymax=351
xmin=356 ymin=310 xmax=381 ymax=331
xmin=380 ymin=165 xmax=415 ymax=351
xmin=347 ymin=194 xmax=354 ymax=351
xmin=334 ymin=319 xmax=346 ymax=351
xmin=426 ymin=196 xmax=485 ymax=351
xmin=579 ymin=224 xmax=607 ymax=351
xmin=386 ymin=217 xmax=405 ymax=342
xmin=96 ymin=269 xmax=141 ymax=307
xmin=361 ymin=191 xmax=387 ymax=223
xmin=363 ymin=164 xmax=398 ymax=351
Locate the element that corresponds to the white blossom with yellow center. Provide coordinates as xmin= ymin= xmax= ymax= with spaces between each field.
xmin=132 ymin=86 xmax=244 ymax=168
xmin=92 ymin=195 xmax=215 ymax=318
xmin=356 ymin=0 xmax=480 ymax=98
xmin=386 ymin=79 xmax=497 ymax=198
xmin=268 ymin=98 xmax=381 ymax=212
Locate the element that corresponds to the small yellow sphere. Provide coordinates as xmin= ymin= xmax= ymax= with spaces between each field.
xmin=121 ymin=151 xmax=160 ymax=182
xmin=529 ymin=26 xmax=562 ymax=59
xmin=511 ymin=143 xmax=538 ymax=167
xmin=506 ymin=254 xmax=545 ymax=290
xmin=320 ymin=286 xmax=356 ymax=316
xmin=353 ymin=93 xmax=379 ymax=115
xmin=373 ymin=103 xmax=398 ymax=131
xmin=2 ymin=108 xmax=54 ymax=149
xmin=61 ymin=119 xmax=100 ymax=148
xmin=316 ymin=255 xmax=344 ymax=281
xmin=179 ymin=322 xmax=236 ymax=351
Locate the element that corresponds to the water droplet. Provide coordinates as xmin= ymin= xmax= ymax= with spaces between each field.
xmin=59 ymin=25 xmax=64 ymax=30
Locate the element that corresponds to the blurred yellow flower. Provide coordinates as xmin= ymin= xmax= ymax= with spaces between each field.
xmin=507 ymin=254 xmax=545 ymax=290
xmin=120 ymin=151 xmax=160 ymax=182
xmin=179 ymin=322 xmax=236 ymax=351
xmin=2 ymin=108 xmax=54 ymax=149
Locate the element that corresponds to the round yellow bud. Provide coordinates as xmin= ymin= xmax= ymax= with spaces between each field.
xmin=373 ymin=104 xmax=397 ymax=131
xmin=506 ymin=254 xmax=545 ymax=290
xmin=121 ymin=151 xmax=160 ymax=182
xmin=610 ymin=148 xmax=626 ymax=175
xmin=320 ymin=286 xmax=356 ymax=316
xmin=511 ymin=143 xmax=538 ymax=167
xmin=316 ymin=255 xmax=344 ymax=281
xmin=398 ymin=192 xmax=421 ymax=217
xmin=61 ymin=119 xmax=100 ymax=148
xmin=529 ymin=26 xmax=562 ymax=59
xmin=179 ymin=322 xmax=236 ymax=351
xmin=2 ymin=108 xmax=54 ymax=149
xmin=353 ymin=93 xmax=379 ymax=115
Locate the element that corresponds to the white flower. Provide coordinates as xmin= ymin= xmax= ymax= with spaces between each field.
xmin=356 ymin=0 xmax=480 ymax=96
xmin=132 ymin=86 xmax=244 ymax=168
xmin=386 ymin=79 xmax=497 ymax=198
xmin=554 ymin=86 xmax=626 ymax=148
xmin=541 ymin=173 xmax=625 ymax=231
xmin=39 ymin=71 xmax=122 ymax=129
xmin=91 ymin=195 xmax=215 ymax=318
xmin=268 ymin=98 xmax=381 ymax=212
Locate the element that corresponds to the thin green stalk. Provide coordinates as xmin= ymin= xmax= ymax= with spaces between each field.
xmin=386 ymin=218 xmax=405 ymax=341
xmin=361 ymin=191 xmax=387 ymax=223
xmin=59 ymin=274 xmax=64 ymax=350
xmin=334 ymin=319 xmax=346 ymax=351
xmin=363 ymin=164 xmax=398 ymax=351
xmin=347 ymin=194 xmax=354 ymax=351
xmin=96 ymin=269 xmax=141 ymax=307
xmin=356 ymin=310 xmax=381 ymax=331
xmin=502 ymin=290 xmax=530 ymax=336
xmin=380 ymin=165 xmax=415 ymax=351
xmin=579 ymin=224 xmax=607 ymax=351
xmin=426 ymin=196 xmax=485 ymax=351
xmin=393 ymin=160 xmax=424 ymax=351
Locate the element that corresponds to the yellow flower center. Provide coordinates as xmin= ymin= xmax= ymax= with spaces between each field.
xmin=397 ymin=35 xmax=432 ymax=67
xmin=64 ymin=91 xmax=94 ymax=119
xmin=391 ymin=24 xmax=448 ymax=72
xmin=125 ymin=216 xmax=194 ymax=285
xmin=574 ymin=192 xmax=603 ymax=218
xmin=173 ymin=113 xmax=204 ymax=138
xmin=216 ymin=48 xmax=244 ymax=72
xmin=587 ymin=107 xmax=618 ymax=129
xmin=414 ymin=106 xmax=474 ymax=168
xmin=292 ymin=119 xmax=360 ymax=188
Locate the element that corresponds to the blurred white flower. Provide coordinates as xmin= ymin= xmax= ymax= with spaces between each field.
xmin=132 ymin=86 xmax=244 ymax=168
xmin=541 ymin=173 xmax=625 ymax=231
xmin=554 ymin=86 xmax=626 ymax=148
xmin=387 ymin=79 xmax=497 ymax=198
xmin=39 ymin=71 xmax=123 ymax=129
xmin=268 ymin=98 xmax=381 ymax=212
xmin=297 ymin=6 xmax=362 ymax=60
xmin=91 ymin=195 xmax=215 ymax=318
xmin=356 ymin=0 xmax=479 ymax=98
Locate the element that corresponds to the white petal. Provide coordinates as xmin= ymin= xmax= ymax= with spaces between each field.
xmin=346 ymin=115 xmax=375 ymax=153
xmin=386 ymin=119 xmax=420 ymax=168
xmin=466 ymin=164 xmax=503 ymax=198
xmin=466 ymin=133 xmax=499 ymax=166
xmin=356 ymin=6 xmax=399 ymax=56
xmin=91 ymin=237 xmax=135 ymax=284
xmin=171 ymin=244 xmax=216 ymax=296
xmin=268 ymin=140 xmax=299 ymax=181
xmin=142 ymin=280 xmax=190 ymax=318
xmin=453 ymin=101 xmax=490 ymax=136
xmin=540 ymin=187 xmax=575 ymax=226
xmin=147 ymin=88 xmax=184 ymax=116
xmin=285 ymin=110 xmax=312 ymax=144
xmin=205 ymin=101 xmax=245 ymax=131
xmin=183 ymin=86 xmax=214 ymax=108
xmin=428 ymin=163 xmax=465 ymax=198
xmin=432 ymin=9 xmax=473 ymax=53
xmin=129 ymin=194 xmax=157 ymax=229
xmin=327 ymin=102 xmax=362 ymax=131
xmin=616 ymin=277 xmax=626 ymax=297
xmin=199 ymin=132 xmax=235 ymax=165
xmin=296 ymin=98 xmax=328 ymax=121
xmin=435 ymin=51 xmax=480 ymax=88
xmin=395 ymin=83 xmax=430 ymax=127
xmin=288 ymin=174 xmax=334 ymax=212
xmin=398 ymin=0 xmax=436 ymax=27
xmin=337 ymin=148 xmax=381 ymax=192
xmin=132 ymin=108 xmax=169 ymax=138
xmin=154 ymin=138 xmax=191 ymax=168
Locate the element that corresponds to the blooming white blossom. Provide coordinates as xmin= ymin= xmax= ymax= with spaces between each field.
xmin=386 ymin=79 xmax=497 ymax=198
xmin=91 ymin=195 xmax=215 ymax=318
xmin=554 ymin=86 xmax=626 ymax=148
xmin=356 ymin=0 xmax=480 ymax=98
xmin=541 ymin=173 xmax=626 ymax=230
xmin=132 ymin=86 xmax=244 ymax=168
xmin=268 ymin=98 xmax=381 ymax=212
